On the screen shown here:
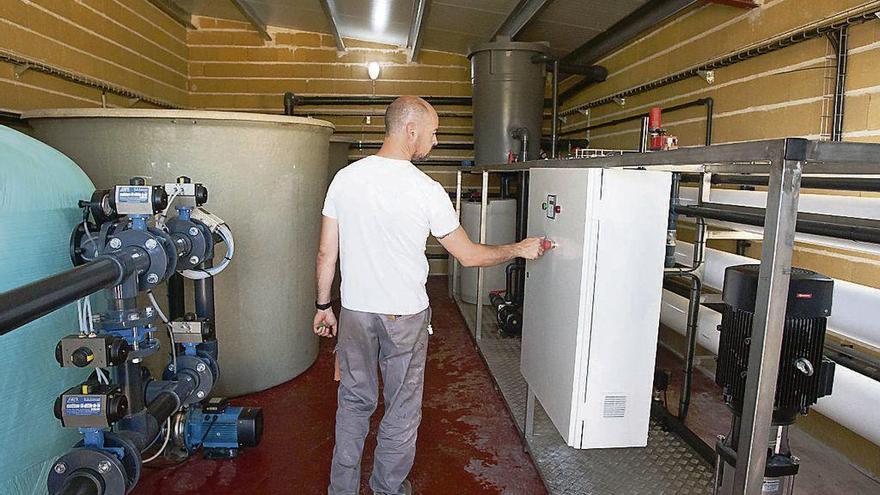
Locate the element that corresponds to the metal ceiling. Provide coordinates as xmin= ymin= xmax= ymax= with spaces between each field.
xmin=173 ymin=0 xmax=655 ymax=59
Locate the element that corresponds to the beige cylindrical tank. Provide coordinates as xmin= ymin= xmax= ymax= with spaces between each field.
xmin=327 ymin=135 xmax=352 ymax=300
xmin=328 ymin=135 xmax=354 ymax=180
xmin=459 ymin=199 xmax=517 ymax=304
xmin=23 ymin=109 xmax=334 ymax=397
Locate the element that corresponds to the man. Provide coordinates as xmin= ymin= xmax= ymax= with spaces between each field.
xmin=314 ymin=96 xmax=547 ymax=495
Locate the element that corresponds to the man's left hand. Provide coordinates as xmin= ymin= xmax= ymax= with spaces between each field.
xmin=314 ymin=309 xmax=338 ymax=337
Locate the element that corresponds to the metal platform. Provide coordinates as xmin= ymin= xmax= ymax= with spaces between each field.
xmin=456 ymin=299 xmax=714 ymax=495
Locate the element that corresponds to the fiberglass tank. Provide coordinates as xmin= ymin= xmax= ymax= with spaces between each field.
xmin=24 ymin=109 xmax=334 ymax=397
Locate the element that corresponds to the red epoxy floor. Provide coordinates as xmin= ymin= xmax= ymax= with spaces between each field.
xmin=135 ymin=277 xmax=546 ymax=495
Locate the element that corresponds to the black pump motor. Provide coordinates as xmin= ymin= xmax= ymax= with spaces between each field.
xmin=715 ymin=264 xmax=836 ymax=424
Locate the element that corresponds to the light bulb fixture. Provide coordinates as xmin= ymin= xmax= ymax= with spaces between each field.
xmin=367 ymin=62 xmax=381 ymax=81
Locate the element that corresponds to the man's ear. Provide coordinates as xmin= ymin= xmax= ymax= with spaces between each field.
xmin=405 ymin=121 xmax=418 ymax=140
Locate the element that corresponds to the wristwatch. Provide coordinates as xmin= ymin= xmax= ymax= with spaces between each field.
xmin=315 ymin=300 xmax=332 ymax=311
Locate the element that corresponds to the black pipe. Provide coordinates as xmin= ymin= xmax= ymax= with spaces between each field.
xmin=665 ymin=173 xmax=681 ymax=268
xmin=116 ymin=362 xmax=146 ymax=414
xmin=147 ymin=391 xmax=182 ymax=426
xmin=675 ymin=272 xmax=701 ymax=421
xmin=704 ymin=97 xmax=714 ymax=146
xmin=0 ymin=249 xmax=147 ymax=336
xmin=283 ymin=91 xmax=296 ymax=116
xmin=679 ymin=174 xmax=880 ymax=192
xmin=167 ymin=273 xmax=185 ymax=320
xmin=558 ymin=63 xmax=608 ymax=82
xmin=579 ymin=98 xmax=714 ymax=134
xmin=194 ymin=259 xmax=215 ymax=322
xmin=56 ymin=471 xmax=101 ymax=495
xmin=292 ymin=95 xmax=472 ymax=106
xmin=675 ymin=203 xmax=880 ymax=244
xmin=830 ymin=27 xmax=849 ymax=142
xmin=354 ymin=142 xmax=473 ymax=150
xmin=551 ymin=60 xmax=560 ymax=158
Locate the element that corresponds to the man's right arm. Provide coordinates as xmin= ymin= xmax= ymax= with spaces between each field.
xmin=438 ymin=226 xmax=547 ymax=268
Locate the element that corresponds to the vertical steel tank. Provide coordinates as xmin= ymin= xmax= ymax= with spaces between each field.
xmin=469 ymin=40 xmax=550 ymax=165
xmin=23 ymin=109 xmax=334 ymax=397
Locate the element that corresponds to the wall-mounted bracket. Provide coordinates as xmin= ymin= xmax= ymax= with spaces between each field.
xmin=698 ymin=69 xmax=715 ymax=85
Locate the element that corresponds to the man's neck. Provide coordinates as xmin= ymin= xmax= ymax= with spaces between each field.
xmin=375 ymin=138 xmax=413 ymax=162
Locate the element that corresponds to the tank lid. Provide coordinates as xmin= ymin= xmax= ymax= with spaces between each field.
xmin=21 ymin=108 xmax=335 ymax=130
xmin=467 ymin=40 xmax=552 ymax=59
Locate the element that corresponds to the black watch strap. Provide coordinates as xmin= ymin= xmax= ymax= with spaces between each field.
xmin=316 ymin=300 xmax=332 ymax=310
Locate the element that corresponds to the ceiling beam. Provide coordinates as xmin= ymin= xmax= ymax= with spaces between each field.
xmin=705 ymin=0 xmax=761 ymax=8
xmin=562 ymin=0 xmax=696 ymax=66
xmin=407 ymin=0 xmax=431 ymax=63
xmin=146 ymin=0 xmax=196 ymax=29
xmin=492 ymin=0 xmax=553 ymax=40
xmin=319 ymin=0 xmax=347 ymax=51
xmin=229 ymin=0 xmax=272 ymax=41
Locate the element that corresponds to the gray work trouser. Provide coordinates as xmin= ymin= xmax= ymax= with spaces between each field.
xmin=328 ymin=306 xmax=431 ymax=495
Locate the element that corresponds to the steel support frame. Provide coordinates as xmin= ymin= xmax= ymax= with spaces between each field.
xmin=146 ymin=0 xmax=196 ymax=29
xmin=229 ymin=0 xmax=271 ymax=41
xmin=407 ymin=0 xmax=431 ymax=63
xmin=319 ymin=0 xmax=347 ymax=51
xmin=492 ymin=0 xmax=553 ymax=40
xmin=449 ymin=138 xmax=880 ymax=494
xmin=732 ymin=144 xmax=802 ymax=495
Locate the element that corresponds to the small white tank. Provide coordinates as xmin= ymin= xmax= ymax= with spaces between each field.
xmin=459 ymin=199 xmax=517 ymax=304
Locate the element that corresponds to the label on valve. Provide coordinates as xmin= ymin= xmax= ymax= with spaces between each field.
xmin=64 ymin=395 xmax=103 ymax=416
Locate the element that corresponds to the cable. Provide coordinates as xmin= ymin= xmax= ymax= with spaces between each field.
xmin=155 ymin=191 xmax=180 ymax=231
xmin=95 ymin=368 xmax=109 ymax=385
xmin=196 ymin=415 xmax=219 ymax=447
xmin=181 ymin=223 xmax=235 ymax=280
xmin=142 ymin=417 xmax=172 ymax=463
xmin=81 ymin=217 xmax=97 ymax=261
xmin=147 ymin=290 xmax=177 ymax=375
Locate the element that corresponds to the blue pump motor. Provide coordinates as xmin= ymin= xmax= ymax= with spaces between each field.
xmin=182 ymin=398 xmax=263 ymax=458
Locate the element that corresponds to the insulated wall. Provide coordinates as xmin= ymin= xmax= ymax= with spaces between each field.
xmin=559 ymin=0 xmax=880 ymax=477
xmin=0 ymin=0 xmax=188 ymax=111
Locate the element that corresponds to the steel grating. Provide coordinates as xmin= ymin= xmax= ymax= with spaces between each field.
xmin=455 ymin=298 xmax=714 ymax=494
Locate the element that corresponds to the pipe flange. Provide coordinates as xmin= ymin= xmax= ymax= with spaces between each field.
xmin=47 ymin=447 xmax=128 ymax=495
xmin=198 ymin=349 xmax=220 ymax=383
xmin=166 ymin=217 xmax=210 ymax=270
xmin=109 ymin=230 xmax=171 ymax=292
xmin=148 ymin=227 xmax=179 ymax=282
xmin=65 ymin=431 xmax=142 ymax=493
xmin=174 ymin=355 xmax=215 ymax=406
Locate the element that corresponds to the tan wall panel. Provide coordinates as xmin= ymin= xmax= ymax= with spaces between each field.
xmin=575 ymin=1 xmax=880 ymax=474
xmin=0 ymin=0 xmax=188 ymax=110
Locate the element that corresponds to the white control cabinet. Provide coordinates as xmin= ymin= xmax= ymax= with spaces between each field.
xmin=521 ymin=167 xmax=671 ymax=449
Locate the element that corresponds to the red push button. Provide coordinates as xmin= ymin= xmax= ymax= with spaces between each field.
xmin=542 ymin=239 xmax=555 ymax=250
xmin=554 ymin=205 xmax=561 ymax=214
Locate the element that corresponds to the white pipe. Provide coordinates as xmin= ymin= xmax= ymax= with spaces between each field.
xmin=675 ymin=241 xmax=880 ymax=350
xmin=679 ymin=186 xmax=880 ymax=256
xmin=662 ymin=242 xmax=880 ymax=447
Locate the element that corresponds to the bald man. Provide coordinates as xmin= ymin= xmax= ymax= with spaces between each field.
xmin=314 ymin=96 xmax=547 ymax=495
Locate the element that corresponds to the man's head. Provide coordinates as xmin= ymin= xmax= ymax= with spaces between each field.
xmin=383 ymin=96 xmax=439 ymax=162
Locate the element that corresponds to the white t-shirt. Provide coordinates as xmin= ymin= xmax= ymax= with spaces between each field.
xmin=322 ymin=155 xmax=460 ymax=315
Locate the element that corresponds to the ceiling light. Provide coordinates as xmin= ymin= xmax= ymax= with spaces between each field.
xmin=368 ymin=62 xmax=381 ymax=81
